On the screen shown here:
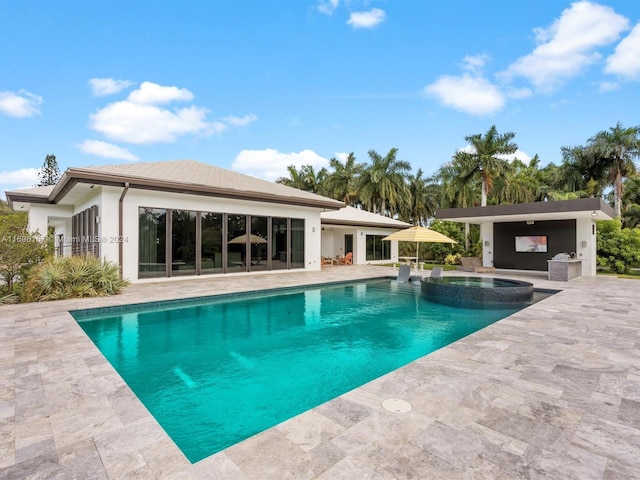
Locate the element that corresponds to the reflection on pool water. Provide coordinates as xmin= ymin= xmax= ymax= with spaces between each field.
xmin=71 ymin=278 xmax=544 ymax=463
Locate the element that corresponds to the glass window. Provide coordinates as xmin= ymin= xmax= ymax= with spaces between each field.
xmin=271 ymin=217 xmax=288 ymax=270
xmin=139 ymin=208 xmax=166 ymax=278
xmin=171 ymin=210 xmax=197 ymax=276
xmin=250 ymin=216 xmax=268 ymax=272
xmin=366 ymin=235 xmax=390 ymax=261
xmin=227 ymin=214 xmax=247 ymax=273
xmin=201 ymin=213 xmax=223 ymax=275
xmin=290 ymin=219 xmax=305 ymax=269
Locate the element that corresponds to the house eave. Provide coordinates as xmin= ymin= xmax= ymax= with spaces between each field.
xmin=35 ymin=168 xmax=345 ymax=211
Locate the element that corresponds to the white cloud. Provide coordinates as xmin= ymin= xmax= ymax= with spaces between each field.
xmin=88 ymin=81 xmax=252 ymax=144
xmin=90 ymin=101 xmax=222 ymax=144
xmin=1 ymin=168 xmax=39 ymax=186
xmin=0 ymin=90 xmax=42 ymax=118
xmin=333 ymin=152 xmax=349 ymax=162
xmin=598 ymin=81 xmax=620 ymax=92
xmin=127 ymin=81 xmax=194 ymax=105
xmin=424 ymin=74 xmax=505 ymax=115
xmin=347 ymin=8 xmax=385 ymax=28
xmin=231 ymin=149 xmax=330 ymax=181
xmin=223 ymin=114 xmax=258 ymax=126
xmin=501 ymin=1 xmax=629 ymax=92
xmin=78 ymin=140 xmax=139 ymax=161
xmin=504 ymin=86 xmax=533 ymax=99
xmin=1 ymin=168 xmax=40 ymax=196
xmin=459 ymin=145 xmax=531 ymax=163
xmin=318 ymin=0 xmax=339 ymax=15
xmin=88 ymin=78 xmax=134 ymax=96
xmin=462 ymin=54 xmax=491 ymax=73
xmin=605 ymin=22 xmax=640 ymax=80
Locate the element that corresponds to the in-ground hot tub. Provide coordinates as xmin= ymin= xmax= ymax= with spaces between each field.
xmin=421 ymin=276 xmax=534 ymax=309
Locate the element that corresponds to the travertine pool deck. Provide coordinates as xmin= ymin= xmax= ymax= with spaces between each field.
xmin=1 ymin=266 xmax=639 ymax=479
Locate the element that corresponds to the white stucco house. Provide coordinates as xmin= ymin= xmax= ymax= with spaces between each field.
xmin=6 ymin=160 xmax=407 ymax=282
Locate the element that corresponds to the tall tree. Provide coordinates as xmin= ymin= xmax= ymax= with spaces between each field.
xmin=357 ymin=148 xmax=411 ymax=216
xmin=491 ymin=157 xmax=540 ymax=204
xmin=455 ymin=125 xmax=518 ymax=206
xmin=323 ymin=153 xmax=364 ymax=205
xmin=437 ymin=160 xmax=479 ymax=208
xmin=37 ymin=154 xmax=61 ymax=186
xmin=587 ymin=122 xmax=640 ymax=218
xmin=403 ymin=169 xmax=439 ymax=225
xmin=276 ymin=164 xmax=328 ymax=194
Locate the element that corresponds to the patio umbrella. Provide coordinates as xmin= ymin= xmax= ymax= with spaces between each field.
xmin=382 ymin=226 xmax=456 ymax=266
xmin=228 ymin=233 xmax=267 ymax=244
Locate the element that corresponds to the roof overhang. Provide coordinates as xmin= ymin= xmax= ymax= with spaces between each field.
xmin=321 ymin=220 xmax=410 ymax=229
xmin=8 ymin=168 xmax=345 ymax=211
xmin=436 ymin=198 xmax=615 ymax=224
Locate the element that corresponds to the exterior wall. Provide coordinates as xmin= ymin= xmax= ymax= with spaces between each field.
xmin=27 ymin=204 xmax=73 ymax=238
xmin=481 ymin=222 xmax=494 ymax=268
xmin=99 ymin=187 xmax=125 ymax=265
xmin=355 ymin=228 xmax=399 ymax=265
xmin=120 ymin=188 xmax=323 ymax=281
xmin=576 ymin=217 xmax=597 ymax=277
xmin=493 ymin=220 xmax=576 ymax=271
xmin=321 ymin=229 xmax=335 ymax=257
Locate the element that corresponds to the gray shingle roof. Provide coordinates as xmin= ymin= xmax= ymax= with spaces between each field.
xmin=9 ymin=160 xmax=345 ymax=210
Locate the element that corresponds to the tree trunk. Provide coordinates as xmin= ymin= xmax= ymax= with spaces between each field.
xmin=481 ymin=178 xmax=488 ymax=207
xmin=615 ymin=170 xmax=623 ymax=218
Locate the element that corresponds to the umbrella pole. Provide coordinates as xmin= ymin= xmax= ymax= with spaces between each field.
xmin=415 ymin=242 xmax=419 ymax=271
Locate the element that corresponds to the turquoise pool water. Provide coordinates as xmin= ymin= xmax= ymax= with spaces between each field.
xmin=73 ymin=279 xmax=526 ymax=463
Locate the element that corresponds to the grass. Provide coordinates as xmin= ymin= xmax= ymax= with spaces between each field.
xmin=597 ymin=268 xmax=640 ymax=280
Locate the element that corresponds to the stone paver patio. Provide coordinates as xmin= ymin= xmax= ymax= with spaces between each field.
xmin=1 ymin=266 xmax=639 ymax=479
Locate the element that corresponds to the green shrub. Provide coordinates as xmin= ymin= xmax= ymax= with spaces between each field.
xmin=444 ymin=253 xmax=461 ymax=265
xmin=596 ymin=220 xmax=640 ymax=274
xmin=21 ymin=255 xmax=129 ymax=302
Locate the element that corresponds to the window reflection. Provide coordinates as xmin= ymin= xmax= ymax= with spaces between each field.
xmin=250 ymin=216 xmax=268 ymax=271
xmin=227 ymin=215 xmax=247 ymax=272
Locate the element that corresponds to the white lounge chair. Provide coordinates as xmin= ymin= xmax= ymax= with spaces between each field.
xmin=395 ymin=265 xmax=411 ymax=283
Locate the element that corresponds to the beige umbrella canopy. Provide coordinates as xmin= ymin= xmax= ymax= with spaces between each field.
xmin=382 ymin=226 xmax=456 ymax=263
xmin=228 ymin=233 xmax=267 ymax=245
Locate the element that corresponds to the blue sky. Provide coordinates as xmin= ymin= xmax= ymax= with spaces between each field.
xmin=1 ymin=0 xmax=639 ymax=198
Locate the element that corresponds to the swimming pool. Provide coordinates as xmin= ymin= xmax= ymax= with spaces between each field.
xmin=72 ymin=278 xmax=531 ymax=463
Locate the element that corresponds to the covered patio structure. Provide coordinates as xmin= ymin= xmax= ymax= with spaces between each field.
xmin=436 ymin=198 xmax=615 ymax=277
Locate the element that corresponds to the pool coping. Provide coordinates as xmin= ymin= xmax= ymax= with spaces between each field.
xmin=1 ymin=266 xmax=639 ymax=479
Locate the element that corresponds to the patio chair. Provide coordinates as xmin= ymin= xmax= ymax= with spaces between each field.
xmin=339 ymin=252 xmax=353 ymax=265
xmin=430 ymin=267 xmax=443 ymax=278
xmin=395 ymin=264 xmax=411 ymax=283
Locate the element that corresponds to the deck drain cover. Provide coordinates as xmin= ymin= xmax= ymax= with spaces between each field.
xmin=381 ymin=398 xmax=412 ymax=413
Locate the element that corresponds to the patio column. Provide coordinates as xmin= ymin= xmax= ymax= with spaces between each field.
xmin=481 ymin=222 xmax=494 ymax=268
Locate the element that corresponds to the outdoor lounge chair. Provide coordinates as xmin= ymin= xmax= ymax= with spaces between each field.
xmin=395 ymin=264 xmax=411 ymax=283
xmin=339 ymin=252 xmax=353 ymax=265
xmin=430 ymin=267 xmax=443 ymax=277
xmin=458 ymin=257 xmax=495 ymax=273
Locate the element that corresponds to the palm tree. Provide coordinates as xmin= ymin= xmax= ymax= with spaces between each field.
xmin=276 ymin=164 xmax=328 ymax=194
xmin=456 ymin=125 xmax=518 ymax=206
xmin=491 ymin=157 xmax=539 ymax=204
xmin=436 ymin=160 xmax=479 ymax=208
xmin=323 ymin=153 xmax=364 ymax=205
xmin=357 ymin=148 xmax=411 ymax=216
xmin=404 ymin=169 xmax=439 ymax=225
xmin=587 ymin=122 xmax=640 ymax=218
